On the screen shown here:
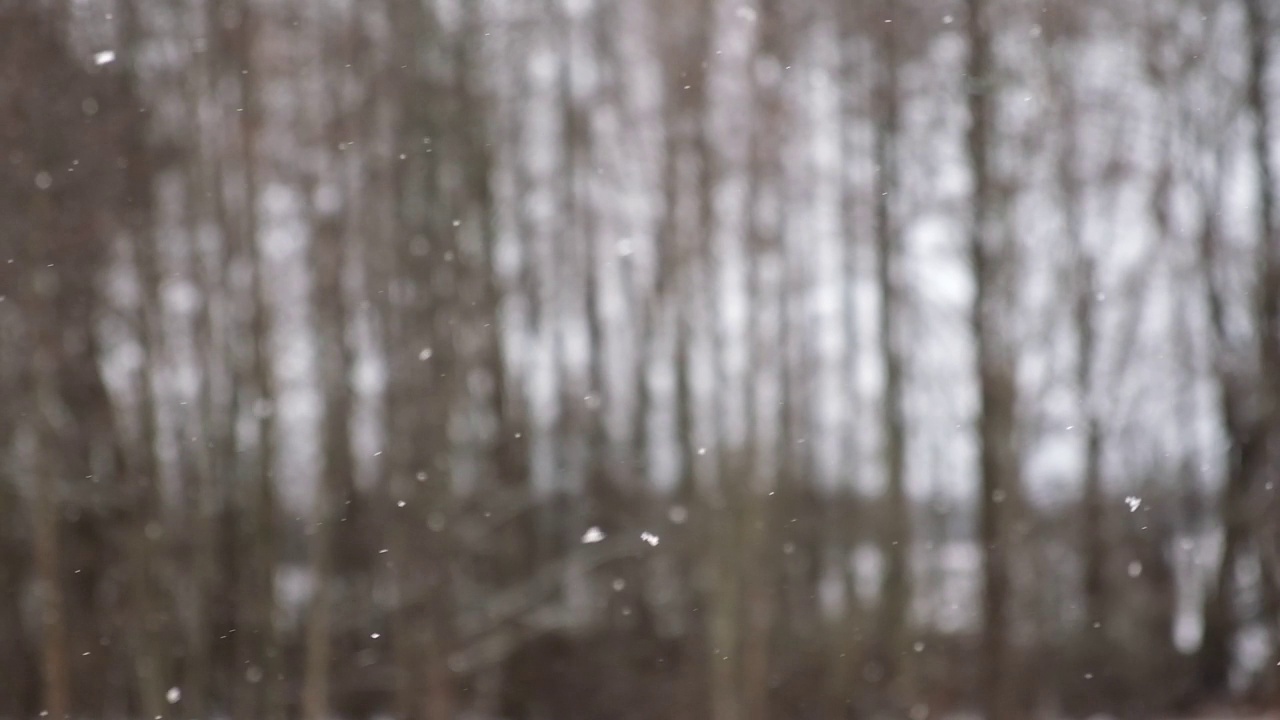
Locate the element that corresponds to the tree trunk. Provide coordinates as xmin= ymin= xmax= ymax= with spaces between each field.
xmin=32 ymin=373 xmax=70 ymax=720
xmin=873 ymin=4 xmax=911 ymax=698
xmin=234 ymin=2 xmax=282 ymax=716
xmin=1243 ymin=2 xmax=1280 ymax=686
xmin=966 ymin=1 xmax=1019 ymax=718
xmin=301 ymin=185 xmax=354 ymax=720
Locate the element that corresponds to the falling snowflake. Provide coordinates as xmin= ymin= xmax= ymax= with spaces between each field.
xmin=581 ymin=526 xmax=605 ymax=544
xmin=1125 ymin=496 xmax=1142 ymax=512
xmin=166 ymin=687 xmax=181 ymax=705
xmin=418 ymin=347 xmax=433 ymax=361
xmin=94 ymin=50 xmax=116 ymax=65
xmin=640 ymin=531 xmax=660 ymax=547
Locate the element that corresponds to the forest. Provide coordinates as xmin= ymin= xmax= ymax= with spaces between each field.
xmin=1 ymin=0 xmax=1279 ymax=718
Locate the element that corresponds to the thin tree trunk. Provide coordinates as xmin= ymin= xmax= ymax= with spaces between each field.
xmin=873 ymin=5 xmax=911 ymax=697
xmin=1195 ymin=200 xmax=1270 ymax=696
xmin=1246 ymin=0 xmax=1279 ymax=420
xmin=118 ymin=5 xmax=168 ymax=714
xmin=1074 ymin=159 xmax=1108 ymax=667
xmin=32 ymin=373 xmax=70 ymax=720
xmin=829 ymin=4 xmax=866 ymax=714
xmin=235 ymin=2 xmax=282 ymax=715
xmin=740 ymin=3 xmax=790 ymax=717
xmin=966 ymin=1 xmax=1019 ymax=718
xmin=27 ymin=185 xmax=71 ymax=720
xmin=180 ymin=16 xmax=221 ymax=710
xmin=1243 ymin=2 xmax=1280 ymax=672
xmin=301 ymin=173 xmax=355 ymax=720
xmin=1053 ymin=41 xmax=1109 ymax=682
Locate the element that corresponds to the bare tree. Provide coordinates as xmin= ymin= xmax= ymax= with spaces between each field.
xmin=872 ymin=1 xmax=912 ymax=699
xmin=966 ymin=0 xmax=1021 ymax=718
xmin=4 ymin=0 xmax=1280 ymax=717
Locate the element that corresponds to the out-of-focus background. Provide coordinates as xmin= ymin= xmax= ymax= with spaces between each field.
xmin=1 ymin=0 xmax=1279 ymax=718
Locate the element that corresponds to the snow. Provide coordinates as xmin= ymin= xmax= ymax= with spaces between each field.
xmin=93 ymin=50 xmax=116 ymax=65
